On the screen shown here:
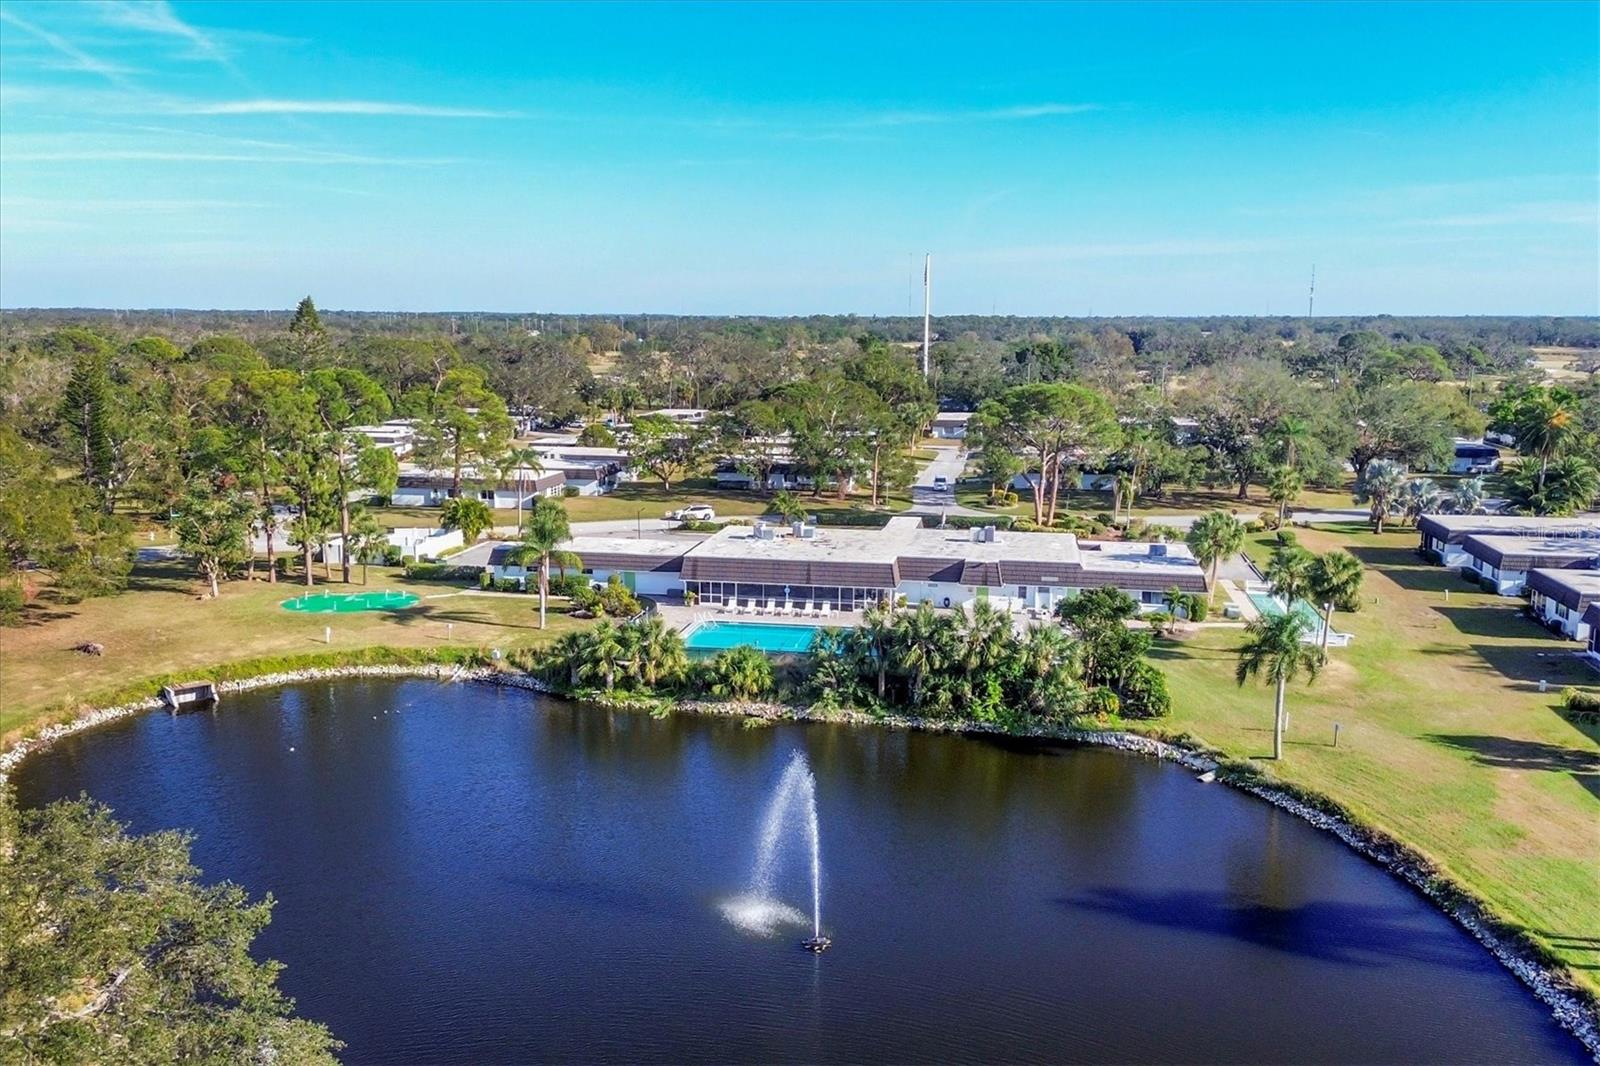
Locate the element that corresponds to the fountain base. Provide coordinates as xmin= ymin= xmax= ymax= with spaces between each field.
xmin=802 ymin=936 xmax=832 ymax=953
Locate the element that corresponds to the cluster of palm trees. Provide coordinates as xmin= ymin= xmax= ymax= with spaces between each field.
xmin=806 ymin=600 xmax=1092 ymax=724
xmin=544 ymin=615 xmax=776 ymax=701
xmin=1356 ymin=462 xmax=1488 ymax=533
xmin=546 ymin=615 xmax=692 ymax=693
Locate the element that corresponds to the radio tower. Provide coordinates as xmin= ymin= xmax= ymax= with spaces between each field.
xmin=1307 ymin=264 xmax=1316 ymax=318
xmin=921 ymin=253 xmax=932 ymax=378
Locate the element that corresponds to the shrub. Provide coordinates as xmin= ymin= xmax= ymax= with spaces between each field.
xmin=1244 ymin=519 xmax=1265 ymax=533
xmin=1145 ymin=610 xmax=1174 ymax=637
xmin=0 ymin=579 xmax=24 ymax=626
xmin=569 ymin=584 xmax=601 ymax=615
xmin=1274 ymin=528 xmax=1298 ymax=546
xmin=1562 ymin=687 xmax=1600 ymax=723
xmin=1094 ymin=512 xmax=1115 ymax=527
xmin=562 ymin=486 xmax=579 ymax=498
xmin=479 ymin=570 xmax=493 ymax=589
xmin=493 ymin=578 xmax=523 ymax=593
xmin=1085 ymin=687 xmax=1120 ymax=718
xmin=1118 ymin=661 xmax=1173 ymax=719
xmin=1259 ymin=511 xmax=1283 ymax=531
xmin=381 ymin=544 xmax=405 ymax=566
xmin=1185 ymin=597 xmax=1209 ymax=623
xmin=596 ymin=575 xmax=641 ymax=617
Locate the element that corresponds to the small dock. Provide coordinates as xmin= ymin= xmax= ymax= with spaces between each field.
xmin=161 ymin=680 xmax=219 ymax=710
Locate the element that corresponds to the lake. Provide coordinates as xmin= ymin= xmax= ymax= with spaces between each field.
xmin=11 ymin=679 xmax=1584 ymax=1064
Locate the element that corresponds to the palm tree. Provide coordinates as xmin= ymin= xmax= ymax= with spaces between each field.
xmin=1162 ymin=585 xmax=1203 ymax=622
xmin=1270 ymin=416 xmax=1312 ymax=470
xmin=500 ymin=445 xmax=545 ymax=531
xmin=806 ymin=627 xmax=863 ymax=705
xmin=707 ymin=645 xmax=773 ymax=701
xmin=633 ymin=616 xmax=688 ymax=688
xmin=1267 ymin=465 xmax=1303 ymax=522
xmin=579 ymin=620 xmax=627 ymax=691
xmin=1353 ymin=459 xmax=1406 ymax=533
xmin=1398 ymin=477 xmax=1441 ymax=527
xmin=1308 ymin=550 xmax=1363 ymax=652
xmin=1185 ymin=510 xmax=1245 ymax=605
xmin=1111 ymin=470 xmax=1134 ymax=522
xmin=1235 ymin=612 xmax=1323 ymax=759
xmin=858 ymin=600 xmax=897 ymax=700
xmin=551 ymin=630 xmax=587 ymax=688
xmin=440 ymin=496 xmax=493 ymax=543
xmin=1513 ymin=391 xmax=1580 ymax=491
xmin=1451 ymin=475 xmax=1486 ymax=515
xmin=895 ymin=603 xmax=956 ymax=707
xmin=347 ymin=509 xmax=387 ymax=585
xmin=1015 ymin=623 xmax=1081 ymax=719
xmin=1504 ymin=455 xmax=1600 ymax=517
xmin=771 ymin=489 xmax=806 ymax=521
xmin=1265 ymin=544 xmax=1315 ymax=605
xmin=511 ymin=497 xmax=573 ymax=629
xmin=956 ymin=598 xmax=1011 ymax=678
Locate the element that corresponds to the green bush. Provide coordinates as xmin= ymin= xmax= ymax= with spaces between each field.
xmin=1118 ymin=661 xmax=1173 ymax=719
xmin=381 ymin=544 xmax=405 ymax=566
xmin=562 ymin=485 xmax=579 ymax=498
xmin=597 ymin=575 xmax=641 ymax=617
xmin=1085 ymin=687 xmax=1120 ymax=718
xmin=933 ymin=514 xmax=1016 ymax=531
xmin=0 ymin=580 xmax=24 ymax=626
xmin=1561 ymin=687 xmax=1600 ymax=722
xmin=548 ymin=574 xmax=588 ymax=598
xmin=1259 ymin=511 xmax=1283 ymax=531
xmin=479 ymin=570 xmax=493 ymax=589
xmin=1094 ymin=512 xmax=1115 ymax=527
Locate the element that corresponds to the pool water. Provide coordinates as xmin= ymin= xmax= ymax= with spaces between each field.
xmin=1246 ymin=590 xmax=1327 ymax=628
xmin=280 ymin=590 xmax=421 ymax=613
xmin=683 ymin=620 xmax=829 ymax=654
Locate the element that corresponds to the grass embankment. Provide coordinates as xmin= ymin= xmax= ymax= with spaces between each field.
xmin=0 ymin=559 xmax=583 ymax=745
xmin=1146 ymin=524 xmax=1600 ymax=996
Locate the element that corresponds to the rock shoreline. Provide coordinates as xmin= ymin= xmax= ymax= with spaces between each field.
xmin=3 ymin=664 xmax=1596 ymax=1058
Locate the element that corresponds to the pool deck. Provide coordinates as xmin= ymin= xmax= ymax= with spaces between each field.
xmin=656 ymin=601 xmax=869 ymax=634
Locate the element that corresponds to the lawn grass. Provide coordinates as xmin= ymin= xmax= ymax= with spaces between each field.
xmin=955 ymin=480 xmax=1357 ymax=519
xmin=1141 ymin=524 xmax=1600 ymax=995
xmin=0 ymin=560 xmax=583 ymax=745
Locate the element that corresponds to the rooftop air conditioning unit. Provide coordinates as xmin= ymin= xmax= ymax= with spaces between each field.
xmin=792 ymin=520 xmax=806 ymax=538
xmin=799 ymin=523 xmax=818 ymax=540
xmin=1149 ymin=542 xmax=1168 ymax=558
xmin=983 ymin=525 xmax=997 ymax=543
xmin=971 ymin=526 xmax=986 ymax=543
xmin=753 ymin=521 xmax=775 ymax=540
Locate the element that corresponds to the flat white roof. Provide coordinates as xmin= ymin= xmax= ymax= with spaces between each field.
xmin=1423 ymin=514 xmax=1600 ymax=535
xmin=683 ymin=519 xmax=1196 ymax=574
xmin=565 ymin=535 xmax=694 ymax=559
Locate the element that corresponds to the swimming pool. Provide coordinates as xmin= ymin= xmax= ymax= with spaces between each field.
xmin=281 ymin=590 xmax=421 ymax=613
xmin=682 ymin=620 xmax=829 ymax=654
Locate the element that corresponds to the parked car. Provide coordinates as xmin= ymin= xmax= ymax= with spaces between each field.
xmin=665 ymin=504 xmax=716 ymax=522
xmin=932 ymin=476 xmax=949 ymax=491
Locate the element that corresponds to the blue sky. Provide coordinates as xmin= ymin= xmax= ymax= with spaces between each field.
xmin=1 ymin=1 xmax=1596 ymax=315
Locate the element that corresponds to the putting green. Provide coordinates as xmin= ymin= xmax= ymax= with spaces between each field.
xmin=280 ymin=590 xmax=421 ymax=613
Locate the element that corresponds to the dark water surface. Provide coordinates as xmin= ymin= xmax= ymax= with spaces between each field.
xmin=13 ymin=680 xmax=1584 ymax=1064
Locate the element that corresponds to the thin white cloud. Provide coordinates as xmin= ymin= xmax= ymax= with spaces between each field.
xmin=0 ymin=9 xmax=139 ymax=88
xmin=956 ymin=238 xmax=1280 ymax=265
xmin=93 ymin=0 xmax=226 ymax=62
xmin=1401 ymin=201 xmax=1597 ymax=228
xmin=181 ymin=98 xmax=523 ymax=118
xmin=848 ymin=102 xmax=1100 ymax=127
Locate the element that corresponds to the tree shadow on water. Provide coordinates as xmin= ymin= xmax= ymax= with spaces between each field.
xmin=1056 ymin=887 xmax=1482 ymax=970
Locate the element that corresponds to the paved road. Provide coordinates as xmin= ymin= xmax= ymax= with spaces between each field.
xmin=904 ymin=446 xmax=986 ymax=517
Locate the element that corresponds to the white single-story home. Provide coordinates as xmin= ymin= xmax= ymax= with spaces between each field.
xmin=476 ymin=535 xmax=688 ymax=597
xmin=392 ymin=465 xmax=567 ymax=508
xmin=929 ymin=411 xmax=973 ymax=439
xmin=1526 ymin=569 xmax=1600 ymax=641
xmin=1449 ymin=440 xmax=1501 ymax=475
xmin=1461 ymin=534 xmax=1600 ymax=596
xmin=1584 ymin=603 xmax=1600 ymax=663
xmin=1417 ymin=514 xmax=1600 ymax=568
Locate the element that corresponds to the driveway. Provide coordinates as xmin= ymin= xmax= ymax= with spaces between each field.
xmin=904 ymin=446 xmax=985 ymax=517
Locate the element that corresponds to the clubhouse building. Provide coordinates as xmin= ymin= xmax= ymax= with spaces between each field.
xmin=485 ymin=516 xmax=1208 ymax=613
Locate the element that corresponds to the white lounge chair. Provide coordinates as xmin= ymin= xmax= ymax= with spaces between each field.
xmin=819 ymin=602 xmax=833 ymax=620
xmin=782 ymin=600 xmax=795 ymax=615
xmin=742 ymin=599 xmax=756 ymax=615
xmin=734 ymin=599 xmax=749 ymax=615
xmin=765 ymin=599 xmax=779 ymax=615
xmin=801 ymin=601 xmax=815 ymax=617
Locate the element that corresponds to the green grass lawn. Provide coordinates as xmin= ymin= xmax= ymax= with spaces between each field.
xmin=0 ymin=559 xmax=584 ymax=744
xmin=956 ymin=480 xmax=1358 ymax=519
xmin=1140 ymin=525 xmax=1600 ymax=996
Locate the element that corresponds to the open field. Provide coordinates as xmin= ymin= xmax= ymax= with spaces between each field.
xmin=1529 ymin=347 xmax=1599 ymax=383
xmin=0 ymin=560 xmax=583 ymax=743
xmin=1145 ymin=524 xmax=1600 ymax=995
xmin=955 ymin=480 xmax=1359 ymax=519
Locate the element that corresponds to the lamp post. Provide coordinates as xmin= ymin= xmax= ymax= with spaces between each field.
xmin=636 ymin=507 xmax=643 ymax=539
